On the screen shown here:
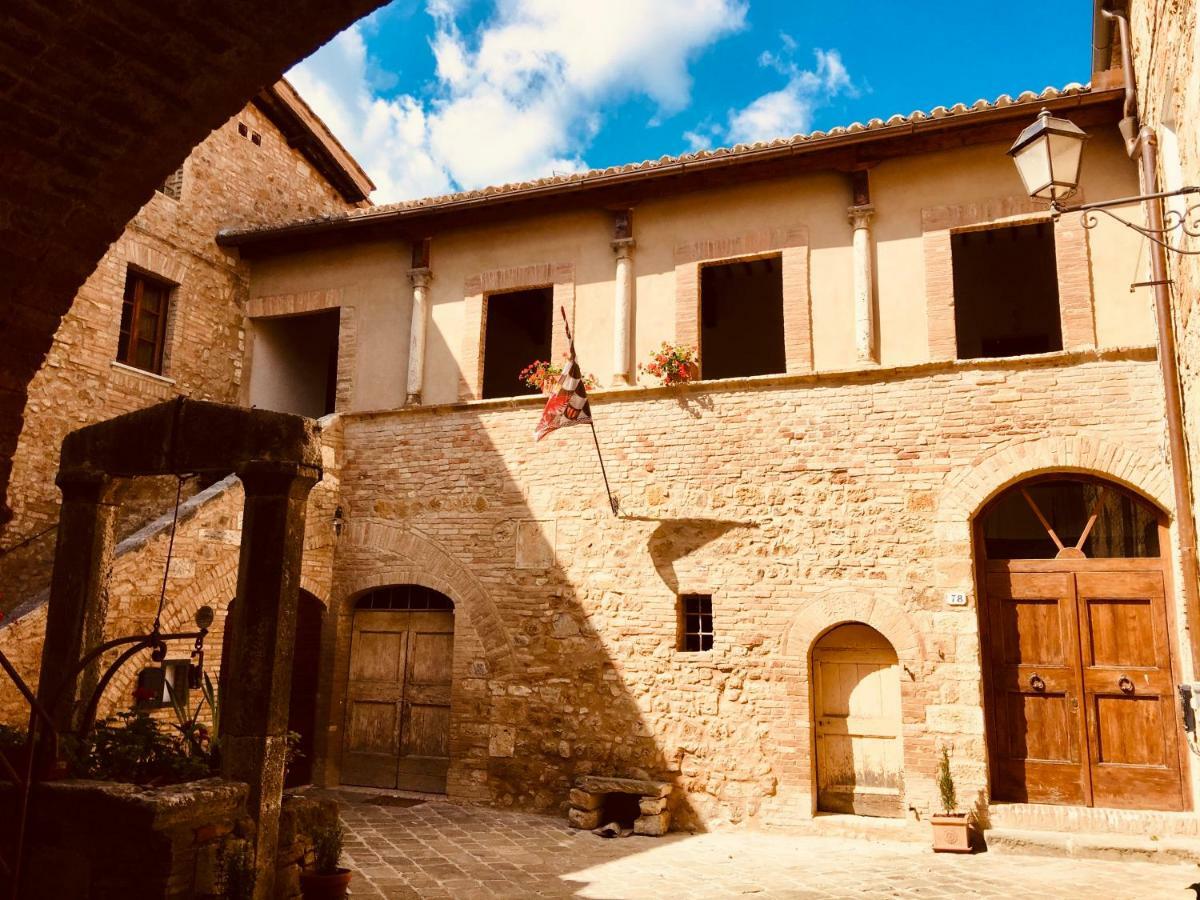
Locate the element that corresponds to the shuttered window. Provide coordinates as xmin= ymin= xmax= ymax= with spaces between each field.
xmin=117 ymin=269 xmax=172 ymax=374
xmin=157 ymin=166 xmax=184 ymax=201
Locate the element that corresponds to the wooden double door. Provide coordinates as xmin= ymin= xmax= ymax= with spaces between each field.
xmin=983 ymin=561 xmax=1185 ymax=810
xmin=341 ymin=609 xmax=454 ymax=792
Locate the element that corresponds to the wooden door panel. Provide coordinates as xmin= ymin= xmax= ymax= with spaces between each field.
xmin=410 ymin=630 xmax=453 ymax=680
xmin=814 ymin=640 xmax=902 ymax=818
xmin=1076 ymin=570 xmax=1184 ymax=811
xmin=349 ymin=630 xmax=404 ymax=682
xmin=1003 ymin=691 xmax=1074 ymax=762
xmin=984 ymin=571 xmax=1088 ymax=805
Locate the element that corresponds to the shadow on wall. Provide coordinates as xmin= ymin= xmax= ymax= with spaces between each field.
xmin=636 ymin=517 xmax=759 ymax=594
xmin=329 ymin=407 xmax=803 ymax=833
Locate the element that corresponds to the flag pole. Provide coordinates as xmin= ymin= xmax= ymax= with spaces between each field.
xmin=589 ymin=420 xmax=619 ymax=516
xmin=561 ymin=307 xmax=619 ymax=516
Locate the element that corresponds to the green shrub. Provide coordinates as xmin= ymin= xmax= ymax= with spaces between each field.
xmin=0 ymin=723 xmax=25 ymax=753
xmin=937 ymin=746 xmax=957 ymax=815
xmin=311 ymin=822 xmax=345 ymax=875
xmin=66 ymin=710 xmax=212 ymax=785
xmin=219 ymin=842 xmax=255 ymax=900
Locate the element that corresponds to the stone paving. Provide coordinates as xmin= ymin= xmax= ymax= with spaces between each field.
xmin=332 ymin=791 xmax=1200 ymax=899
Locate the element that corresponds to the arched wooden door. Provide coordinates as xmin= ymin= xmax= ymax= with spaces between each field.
xmin=813 ymin=622 xmax=904 ymax=817
xmin=341 ymin=585 xmax=454 ymax=793
xmin=978 ymin=476 xmax=1185 ymax=810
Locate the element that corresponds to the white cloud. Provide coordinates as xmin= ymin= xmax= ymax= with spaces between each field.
xmin=722 ymin=46 xmax=856 ymax=146
xmin=289 ymin=0 xmax=747 ymax=203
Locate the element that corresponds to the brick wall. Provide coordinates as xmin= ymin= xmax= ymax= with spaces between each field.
xmin=1130 ymin=0 xmax=1200 ymax=678
xmin=0 ymin=101 xmax=359 ymax=613
xmin=325 ymin=348 xmax=1172 ymax=827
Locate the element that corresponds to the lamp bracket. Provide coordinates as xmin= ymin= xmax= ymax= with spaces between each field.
xmin=1052 ymin=186 xmax=1200 ymax=256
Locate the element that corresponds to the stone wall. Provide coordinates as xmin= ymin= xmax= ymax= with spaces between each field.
xmin=0 ymin=100 xmax=360 ymax=614
xmin=1129 ymin=0 xmax=1200 ymax=677
xmin=0 ymin=419 xmax=342 ymax=730
xmin=325 ymin=347 xmax=1175 ymax=828
xmin=1 ymin=779 xmax=336 ymax=899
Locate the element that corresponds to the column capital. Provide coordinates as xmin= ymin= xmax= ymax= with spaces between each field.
xmin=54 ymin=467 xmax=120 ymax=503
xmin=409 ymin=266 xmax=433 ymax=288
xmin=848 ymin=204 xmax=875 ymax=228
xmin=611 ymin=237 xmax=636 ymax=257
xmin=235 ymin=460 xmax=321 ymax=496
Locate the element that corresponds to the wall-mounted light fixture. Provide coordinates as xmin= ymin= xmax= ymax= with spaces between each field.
xmin=1009 ymin=107 xmax=1200 ymax=254
xmin=332 ymin=505 xmax=344 ymax=538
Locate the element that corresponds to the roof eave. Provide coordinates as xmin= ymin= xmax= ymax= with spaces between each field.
xmin=220 ymin=87 xmax=1124 ymax=252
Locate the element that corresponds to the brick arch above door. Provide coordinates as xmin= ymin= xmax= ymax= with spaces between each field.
xmin=780 ymin=586 xmax=924 ymax=668
xmin=337 ymin=519 xmax=516 ymax=676
xmin=936 ymin=435 xmax=1172 ymax=545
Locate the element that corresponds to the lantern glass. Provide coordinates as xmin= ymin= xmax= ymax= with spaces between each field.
xmin=1012 ymin=134 xmax=1053 ymax=199
xmin=1009 ymin=109 xmax=1088 ymax=204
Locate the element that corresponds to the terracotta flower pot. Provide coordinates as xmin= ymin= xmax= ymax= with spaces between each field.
xmin=931 ymin=813 xmax=973 ymax=853
xmin=299 ymin=868 xmax=353 ymax=900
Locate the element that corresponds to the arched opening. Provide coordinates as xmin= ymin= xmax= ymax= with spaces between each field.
xmin=975 ymin=474 xmax=1185 ymax=811
xmin=219 ymin=590 xmax=325 ymax=787
xmin=811 ymin=622 xmax=903 ymax=818
xmin=342 ymin=584 xmax=455 ymax=792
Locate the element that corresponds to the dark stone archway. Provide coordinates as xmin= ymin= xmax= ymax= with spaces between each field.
xmin=0 ymin=0 xmax=386 ymax=524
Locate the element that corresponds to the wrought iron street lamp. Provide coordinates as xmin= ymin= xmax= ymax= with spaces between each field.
xmin=1008 ymin=109 xmax=1088 ymax=207
xmin=1009 ymin=108 xmax=1200 ymax=253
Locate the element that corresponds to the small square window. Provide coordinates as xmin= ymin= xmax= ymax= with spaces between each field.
xmin=679 ymin=594 xmax=714 ymax=652
xmin=134 ymin=660 xmax=191 ymax=709
xmin=237 ymin=122 xmax=248 ymax=137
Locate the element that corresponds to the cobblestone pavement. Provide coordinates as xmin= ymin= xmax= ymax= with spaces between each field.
xmin=333 ymin=792 xmax=1199 ymax=899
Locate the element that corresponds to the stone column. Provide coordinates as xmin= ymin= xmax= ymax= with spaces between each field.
xmin=611 ymin=238 xmax=636 ymax=385
xmin=37 ymin=469 xmax=119 ymax=735
xmin=849 ymin=204 xmax=877 ymax=364
xmin=220 ymin=461 xmax=318 ymax=900
xmin=406 ymin=267 xmax=432 ymax=405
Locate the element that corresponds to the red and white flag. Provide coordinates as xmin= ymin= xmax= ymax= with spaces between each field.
xmin=534 ymin=320 xmax=592 ymax=442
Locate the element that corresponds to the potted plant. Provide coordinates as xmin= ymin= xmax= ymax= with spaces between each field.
xmin=639 ymin=342 xmax=699 ymax=385
xmin=519 ymin=358 xmax=598 ymax=395
xmin=931 ymin=746 xmax=972 ymax=853
xmin=300 ymin=822 xmax=353 ymax=900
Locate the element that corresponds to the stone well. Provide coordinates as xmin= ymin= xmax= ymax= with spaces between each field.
xmin=567 ymin=775 xmax=673 ymax=836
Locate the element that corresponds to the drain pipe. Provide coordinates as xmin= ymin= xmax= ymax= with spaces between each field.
xmin=1104 ymin=7 xmax=1200 ymax=673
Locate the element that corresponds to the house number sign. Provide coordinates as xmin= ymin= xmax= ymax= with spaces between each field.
xmin=945 ymin=591 xmax=968 ymax=607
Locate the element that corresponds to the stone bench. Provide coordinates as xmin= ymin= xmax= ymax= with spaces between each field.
xmin=567 ymin=775 xmax=673 ymax=836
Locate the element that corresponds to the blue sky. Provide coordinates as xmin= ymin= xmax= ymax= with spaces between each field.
xmin=289 ymin=1 xmax=1095 ymax=204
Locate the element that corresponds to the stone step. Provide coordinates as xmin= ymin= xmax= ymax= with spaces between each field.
xmin=789 ymin=813 xmax=928 ymax=844
xmin=985 ymin=827 xmax=1200 ymax=865
xmin=986 ymin=802 xmax=1200 ymax=838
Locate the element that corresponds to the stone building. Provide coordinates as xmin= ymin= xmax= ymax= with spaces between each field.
xmin=0 ymin=80 xmax=372 ymax=610
xmin=3 ymin=2 xmax=1199 ymax=845
xmin=211 ymin=76 xmax=1200 ymax=832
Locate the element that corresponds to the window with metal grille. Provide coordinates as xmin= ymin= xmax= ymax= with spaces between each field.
xmin=679 ymin=593 xmax=714 ymax=652
xmin=157 ymin=166 xmax=184 ymax=201
xmin=117 ymin=269 xmax=173 ymax=374
xmin=355 ymin=584 xmax=455 ymax=611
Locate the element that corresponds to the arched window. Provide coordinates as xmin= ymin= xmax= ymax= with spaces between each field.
xmin=980 ymin=476 xmax=1160 ymax=560
xmin=355 ymin=584 xmax=454 ymax=611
